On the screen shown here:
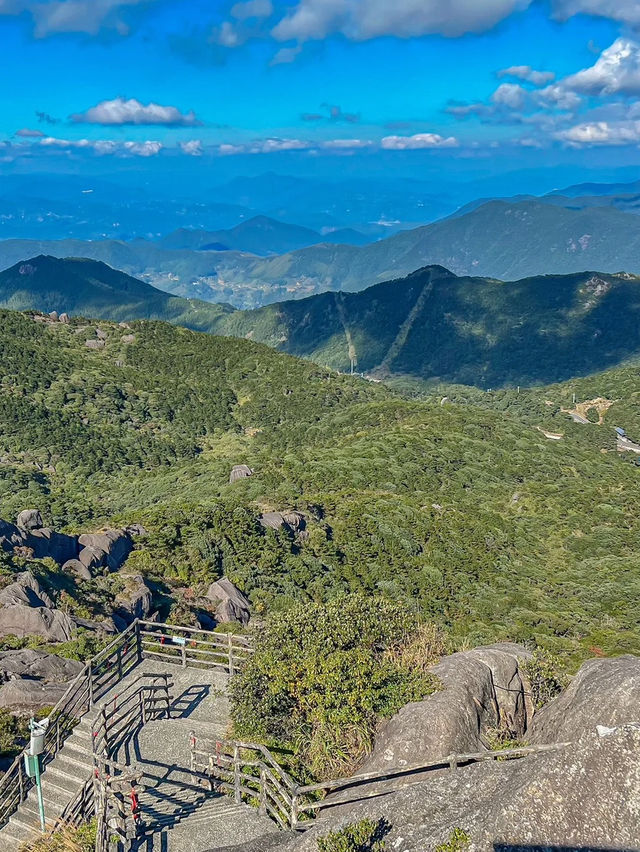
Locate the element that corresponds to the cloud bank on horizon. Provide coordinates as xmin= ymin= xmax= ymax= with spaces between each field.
xmin=2 ymin=0 xmax=640 ymax=165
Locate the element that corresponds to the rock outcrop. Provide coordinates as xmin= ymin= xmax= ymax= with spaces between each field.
xmin=280 ymin=724 xmax=640 ymax=852
xmin=78 ymin=529 xmax=133 ymax=573
xmin=0 ymin=519 xmax=24 ymax=553
xmin=62 ymin=559 xmax=92 ymax=582
xmin=530 ymin=654 xmax=640 ymax=744
xmin=0 ymin=649 xmax=83 ymax=712
xmin=359 ymin=643 xmax=531 ymax=778
xmin=0 ymin=572 xmax=54 ymax=609
xmin=0 ymin=605 xmax=74 ymax=642
xmin=0 ymin=572 xmax=74 ymax=642
xmin=16 ymin=510 xmax=43 ymax=531
xmin=0 ymin=514 xmax=140 ymax=572
xmin=24 ymin=528 xmax=78 ymax=564
xmin=206 ymin=578 xmax=251 ymax=625
xmin=229 ymin=465 xmax=253 ymax=483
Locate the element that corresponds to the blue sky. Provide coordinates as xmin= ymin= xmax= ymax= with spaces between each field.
xmin=2 ymin=0 xmax=640 ymax=186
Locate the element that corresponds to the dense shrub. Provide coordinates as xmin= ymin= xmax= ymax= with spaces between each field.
xmin=230 ymin=595 xmax=441 ymax=778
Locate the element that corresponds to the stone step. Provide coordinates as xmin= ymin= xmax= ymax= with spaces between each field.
xmin=3 ymin=818 xmax=39 ymax=848
xmin=49 ymin=754 xmax=94 ymax=778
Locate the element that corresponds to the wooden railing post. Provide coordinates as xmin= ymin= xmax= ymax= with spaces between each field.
xmin=228 ymin=634 xmax=235 ymax=677
xmin=291 ymin=791 xmax=299 ymax=830
xmin=181 ymin=644 xmax=187 ymax=669
xmin=117 ymin=647 xmax=123 ymax=680
xmin=139 ymin=689 xmax=147 ymax=726
xmin=233 ymin=745 xmax=241 ymax=804
xmin=18 ymin=758 xmax=25 ymax=804
xmin=259 ymin=767 xmax=267 ymax=815
xmin=87 ymin=662 xmax=94 ymax=710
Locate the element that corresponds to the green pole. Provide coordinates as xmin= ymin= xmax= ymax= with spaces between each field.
xmin=33 ymin=754 xmax=45 ymax=833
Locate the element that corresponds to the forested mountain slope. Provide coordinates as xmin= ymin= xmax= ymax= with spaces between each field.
xmin=215 ymin=265 xmax=640 ymax=387
xmin=0 ymin=255 xmax=232 ymax=331
xmin=6 ymin=258 xmax=640 ymax=389
xmin=1 ymin=308 xmax=639 ymax=662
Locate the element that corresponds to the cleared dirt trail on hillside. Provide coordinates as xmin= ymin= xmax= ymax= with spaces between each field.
xmin=375 ymin=280 xmax=434 ymax=374
xmin=335 ymin=292 xmax=357 ymax=369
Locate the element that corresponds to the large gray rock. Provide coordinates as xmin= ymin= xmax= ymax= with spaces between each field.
xmin=78 ymin=545 xmax=109 ymax=574
xmin=0 ymin=678 xmax=72 ymax=712
xmin=282 ymin=511 xmax=306 ymax=533
xmin=206 ymin=577 xmax=251 ymax=625
xmin=0 ymin=605 xmax=74 ymax=642
xmin=114 ymin=575 xmax=153 ymax=623
xmin=62 ymin=559 xmax=92 ymax=582
xmin=16 ymin=509 xmax=43 ymax=531
xmin=530 ymin=655 xmax=640 ymax=745
xmin=24 ymin=528 xmax=78 ymax=564
xmin=259 ymin=512 xmax=286 ymax=531
xmin=359 ymin=643 xmax=530 ymax=778
xmin=229 ymin=464 xmax=253 ymax=484
xmin=280 ymin=725 xmax=640 ymax=852
xmin=0 ymin=519 xmax=25 ymax=553
xmin=0 ymin=572 xmax=54 ymax=609
xmin=72 ymin=616 xmax=118 ymax=634
xmin=78 ymin=529 xmax=133 ymax=572
xmin=0 ymin=648 xmax=83 ymax=682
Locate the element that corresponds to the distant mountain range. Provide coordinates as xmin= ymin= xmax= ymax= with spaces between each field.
xmin=157 ymin=215 xmax=371 ymax=255
xmin=4 ymin=256 xmax=640 ymax=389
xmin=2 ymin=188 xmax=640 ymax=309
xmin=216 ymin=265 xmax=640 ymax=387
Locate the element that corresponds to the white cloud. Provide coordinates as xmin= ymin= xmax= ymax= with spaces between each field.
xmin=553 ymin=0 xmax=640 ymax=28
xmin=122 ymin=140 xmax=163 ymax=156
xmin=498 ymin=65 xmax=555 ymax=85
xmin=270 ymin=45 xmax=303 ymax=64
xmin=321 ymin=138 xmax=371 ymax=148
xmin=216 ymin=137 xmax=315 ymax=155
xmin=218 ymin=143 xmax=246 ymax=156
xmin=231 ymin=0 xmax=273 ymax=20
xmin=179 ymin=140 xmax=203 ymax=156
xmin=562 ymin=38 xmax=640 ymax=96
xmin=72 ymin=97 xmax=201 ymax=127
xmin=272 ymin=0 xmax=533 ymax=42
xmin=15 ymin=128 xmax=45 ymax=138
xmin=381 ymin=132 xmax=458 ymax=149
xmin=491 ymin=82 xmax=527 ymax=109
xmin=0 ymin=0 xmax=150 ymax=38
xmin=535 ymin=84 xmax=582 ymax=110
xmin=35 ymin=135 xmax=164 ymax=156
xmin=555 ymin=120 xmax=640 ymax=145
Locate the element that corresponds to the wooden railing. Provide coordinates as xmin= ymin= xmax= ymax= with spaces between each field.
xmin=191 ymin=738 xmax=571 ymax=831
xmin=190 ymin=737 xmax=300 ymax=830
xmin=139 ymin=620 xmax=253 ymax=675
xmin=91 ymin=672 xmax=173 ymax=763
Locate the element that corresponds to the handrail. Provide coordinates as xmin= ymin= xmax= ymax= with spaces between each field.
xmin=192 ymin=738 xmax=573 ymax=831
